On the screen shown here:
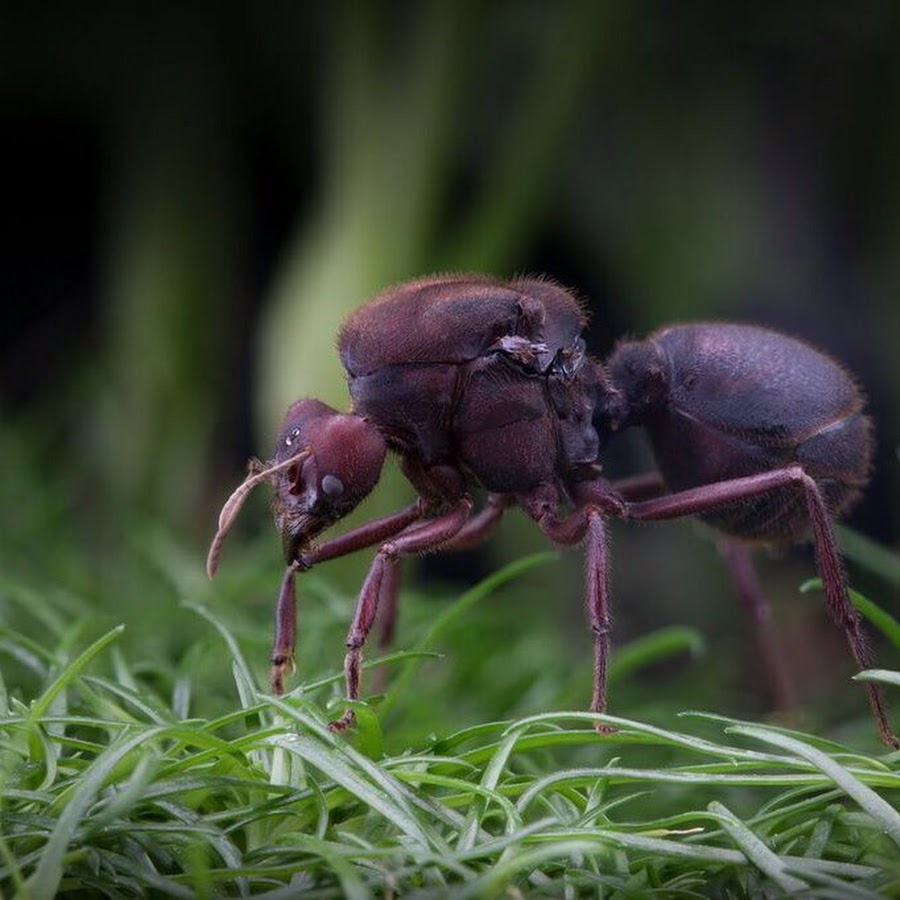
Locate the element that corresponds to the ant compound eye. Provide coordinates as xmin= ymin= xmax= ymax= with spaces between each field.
xmin=285 ymin=427 xmax=302 ymax=447
xmin=320 ymin=474 xmax=344 ymax=498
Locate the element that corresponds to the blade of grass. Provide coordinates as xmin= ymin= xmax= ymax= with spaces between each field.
xmin=29 ymin=624 xmax=126 ymax=719
xmin=706 ymin=801 xmax=808 ymax=893
xmin=793 ymin=865 xmax=887 ymax=900
xmin=263 ymin=835 xmax=370 ymax=900
xmin=0 ymin=826 xmax=27 ymax=900
xmin=531 ymin=827 xmax=881 ymax=882
xmin=456 ymin=726 xmax=523 ymax=852
xmin=837 ymin=525 xmax=900 ymax=588
xmin=0 ymin=629 xmax=54 ymax=679
xmin=730 ymin=724 xmax=900 ymax=849
xmin=298 ymin=649 xmax=441 ymax=696
xmin=855 ymin=669 xmax=900 ymax=690
xmin=182 ymin=601 xmax=258 ymax=694
xmin=25 ymin=725 xmax=168 ymax=898
xmin=460 ymin=839 xmax=621 ymax=898
xmin=505 ymin=711 xmax=799 ymax=766
xmin=608 ymin=626 xmax=705 ymax=684
xmin=801 ymin=578 xmax=900 ymax=650
xmin=267 ymin=700 xmax=446 ymax=853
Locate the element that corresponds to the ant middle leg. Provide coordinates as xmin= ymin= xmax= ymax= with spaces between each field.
xmin=369 ymin=494 xmax=509 ymax=694
xmin=524 ymin=483 xmax=623 ymax=733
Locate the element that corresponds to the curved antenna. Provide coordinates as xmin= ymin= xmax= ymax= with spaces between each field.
xmin=206 ymin=448 xmax=311 ymax=578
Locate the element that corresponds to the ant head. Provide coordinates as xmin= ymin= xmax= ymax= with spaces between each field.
xmin=272 ymin=399 xmax=387 ymax=563
xmin=206 ymin=398 xmax=386 ymax=578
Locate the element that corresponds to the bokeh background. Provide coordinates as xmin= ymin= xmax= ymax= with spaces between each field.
xmin=3 ymin=3 xmax=899 ymax=741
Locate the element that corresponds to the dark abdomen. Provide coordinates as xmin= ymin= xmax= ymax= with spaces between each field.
xmin=645 ymin=324 xmax=872 ymax=541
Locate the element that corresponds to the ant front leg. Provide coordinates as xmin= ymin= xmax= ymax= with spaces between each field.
xmin=625 ymin=465 xmax=899 ymax=748
xmin=271 ymin=562 xmax=300 ymax=694
xmin=271 ymin=501 xmax=423 ymax=696
xmin=329 ymin=497 xmax=474 ymax=733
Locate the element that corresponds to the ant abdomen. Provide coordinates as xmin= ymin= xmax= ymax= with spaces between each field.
xmin=608 ymin=322 xmax=873 ymax=543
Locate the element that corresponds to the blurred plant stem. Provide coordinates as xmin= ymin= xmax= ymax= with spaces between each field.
xmin=256 ymin=2 xmax=610 ymax=430
xmin=256 ymin=3 xmax=461 ymax=427
xmin=95 ymin=24 xmax=241 ymax=528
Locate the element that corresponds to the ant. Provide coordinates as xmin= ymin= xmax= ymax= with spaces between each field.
xmin=207 ymin=274 xmax=897 ymax=746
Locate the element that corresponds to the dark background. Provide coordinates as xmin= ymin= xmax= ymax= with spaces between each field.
xmin=3 ymin=2 xmax=899 ymax=731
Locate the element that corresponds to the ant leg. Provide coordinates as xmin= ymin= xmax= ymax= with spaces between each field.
xmin=626 ymin=466 xmax=899 ymax=748
xmin=585 ymin=512 xmax=613 ymax=729
xmin=372 ymin=496 xmax=505 ymax=690
xmin=271 ymin=563 xmax=300 ymax=694
xmin=330 ymin=497 xmax=474 ymax=732
xmin=270 ymin=501 xmax=424 ymax=696
xmin=616 ymin=473 xmax=800 ymax=717
xmin=611 ymin=471 xmax=666 ymax=502
xmin=801 ymin=474 xmax=898 ymax=748
xmin=371 ymin=562 xmax=400 ymax=695
xmin=370 ymin=495 xmax=509 ymax=694
xmin=297 ymin=501 xmax=423 ymax=566
xmin=442 ymin=494 xmax=510 ymax=552
xmin=718 ymin=536 xmax=799 ymax=716
xmin=526 ymin=486 xmax=618 ymax=733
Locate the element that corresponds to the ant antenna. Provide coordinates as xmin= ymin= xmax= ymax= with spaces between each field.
xmin=206 ymin=448 xmax=311 ymax=578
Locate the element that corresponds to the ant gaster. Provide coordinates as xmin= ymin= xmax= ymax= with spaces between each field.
xmin=207 ymin=274 xmax=897 ymax=746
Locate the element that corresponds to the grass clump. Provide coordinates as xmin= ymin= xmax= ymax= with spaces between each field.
xmin=2 ymin=554 xmax=900 ymax=898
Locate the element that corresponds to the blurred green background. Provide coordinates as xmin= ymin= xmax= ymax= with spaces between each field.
xmin=2 ymin=3 xmax=899 ymax=738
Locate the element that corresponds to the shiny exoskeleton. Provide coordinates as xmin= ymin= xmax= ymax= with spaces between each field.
xmin=341 ymin=275 xmax=600 ymax=494
xmin=207 ymin=274 xmax=895 ymax=746
xmin=606 ymin=323 xmax=871 ymax=541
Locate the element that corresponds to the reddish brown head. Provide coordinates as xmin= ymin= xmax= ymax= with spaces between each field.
xmin=272 ymin=399 xmax=387 ymax=563
xmin=206 ymin=398 xmax=386 ymax=577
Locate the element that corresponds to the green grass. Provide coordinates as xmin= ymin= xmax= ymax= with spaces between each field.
xmin=2 ymin=548 xmax=900 ymax=898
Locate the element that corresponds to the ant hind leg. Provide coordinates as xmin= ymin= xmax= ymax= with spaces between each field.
xmin=717 ymin=536 xmax=800 ymax=718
